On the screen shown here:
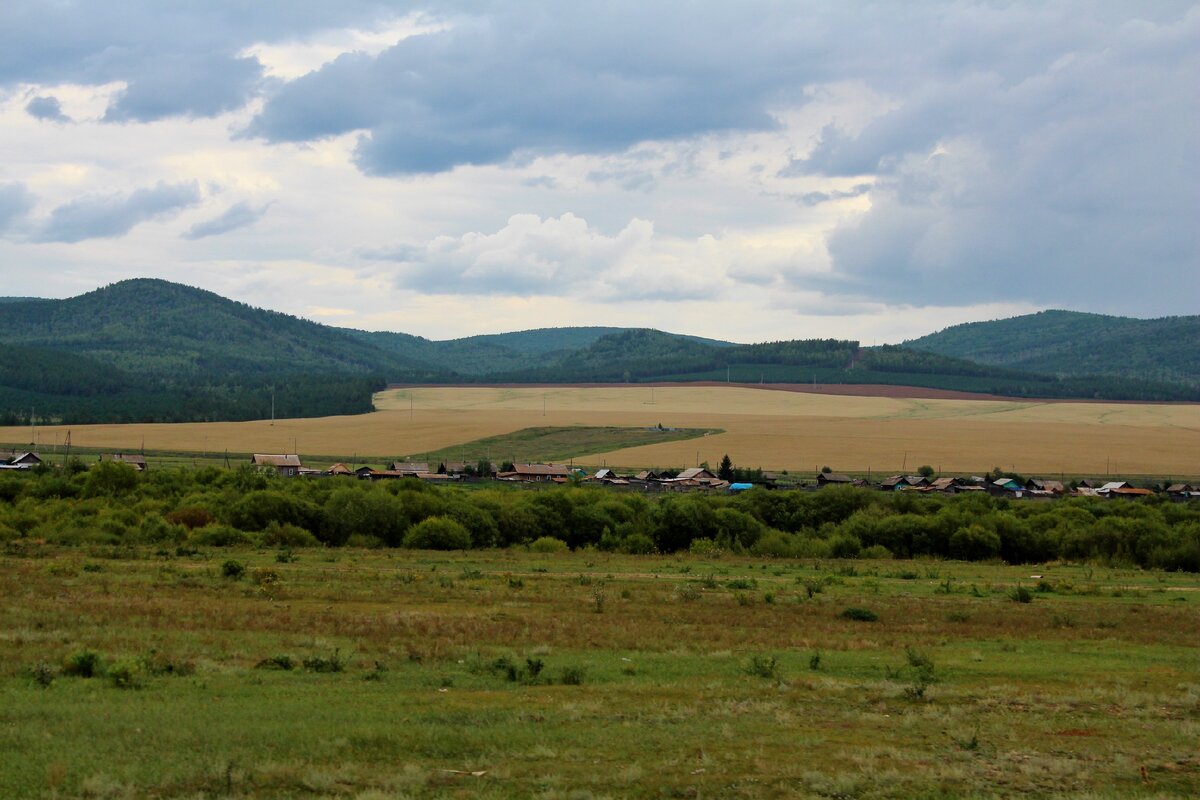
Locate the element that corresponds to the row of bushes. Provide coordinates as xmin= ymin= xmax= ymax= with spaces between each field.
xmin=1 ymin=462 xmax=1198 ymax=570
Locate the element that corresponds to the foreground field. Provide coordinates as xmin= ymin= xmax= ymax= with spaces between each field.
xmin=5 ymin=385 xmax=1200 ymax=476
xmin=2 ymin=547 xmax=1198 ymax=798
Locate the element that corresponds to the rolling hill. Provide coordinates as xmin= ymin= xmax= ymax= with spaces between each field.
xmin=2 ymin=279 xmax=1197 ymax=425
xmin=906 ymin=310 xmax=1200 ymax=387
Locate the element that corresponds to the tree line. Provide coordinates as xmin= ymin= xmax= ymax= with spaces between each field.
xmin=2 ymin=464 xmax=1196 ymax=572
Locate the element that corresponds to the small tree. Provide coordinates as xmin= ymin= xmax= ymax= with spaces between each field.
xmin=918 ymin=465 xmax=935 ymax=478
xmin=717 ymin=454 xmax=734 ymax=481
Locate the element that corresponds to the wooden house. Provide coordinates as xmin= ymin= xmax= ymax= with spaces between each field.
xmin=251 ymin=454 xmax=303 ymax=477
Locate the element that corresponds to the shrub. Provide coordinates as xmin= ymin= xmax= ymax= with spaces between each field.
xmin=676 ymin=583 xmax=701 ymax=602
xmin=189 ymin=525 xmax=254 ymax=547
xmin=688 ymin=537 xmax=723 ymax=557
xmin=255 ymin=654 xmax=295 ymax=671
xmin=30 ymin=662 xmax=55 ymax=687
xmin=402 ymin=516 xmax=471 ymax=550
xmin=750 ymin=530 xmax=799 ymax=558
xmin=560 ymin=665 xmax=586 ymax=685
xmin=828 ymin=533 xmax=862 ymax=559
xmin=746 ymin=654 xmax=781 ymax=679
xmin=840 ymin=607 xmax=878 ymax=622
xmin=62 ymin=649 xmax=103 ymax=678
xmin=303 ymin=649 xmax=345 ymax=673
xmin=107 ymin=659 xmax=145 ymax=689
xmin=165 ymin=507 xmax=215 ymax=530
xmin=860 ymin=544 xmax=893 ymax=560
xmin=528 ymin=536 xmax=568 ymax=553
xmin=1009 ymin=585 xmax=1034 ymax=603
xmin=621 ymin=532 xmax=656 ymax=555
xmin=261 ymin=521 xmax=320 ymax=547
xmin=221 ymin=560 xmax=246 ymax=580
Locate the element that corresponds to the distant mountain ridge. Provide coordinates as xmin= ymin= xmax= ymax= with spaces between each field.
xmin=906 ymin=310 xmax=1200 ymax=387
xmin=0 ymin=280 xmax=1196 ymax=425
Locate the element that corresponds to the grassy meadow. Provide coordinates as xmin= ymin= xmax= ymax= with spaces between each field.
xmin=4 ymin=385 xmax=1200 ymax=477
xmin=3 ymin=546 xmax=1199 ymax=798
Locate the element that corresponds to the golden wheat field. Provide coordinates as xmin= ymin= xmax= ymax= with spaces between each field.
xmin=5 ymin=385 xmax=1200 ymax=476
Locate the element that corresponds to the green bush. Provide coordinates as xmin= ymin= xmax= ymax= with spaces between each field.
xmin=1009 ymin=585 xmax=1034 ymax=603
xmin=261 ymin=521 xmax=321 ymax=547
xmin=840 ymin=607 xmax=879 ymax=622
xmin=528 ymin=536 xmax=569 ymax=553
xmin=62 ymin=649 xmax=103 ymax=678
xmin=746 ymin=654 xmax=781 ymax=679
xmin=189 ymin=525 xmax=254 ymax=547
xmin=221 ymin=559 xmax=246 ymax=579
xmin=107 ymin=658 xmax=145 ymax=689
xmin=402 ymin=516 xmax=471 ymax=550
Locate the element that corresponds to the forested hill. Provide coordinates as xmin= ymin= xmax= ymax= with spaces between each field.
xmin=0 ymin=279 xmax=448 ymax=425
xmin=906 ymin=310 xmax=1200 ymax=387
xmin=344 ymin=326 xmax=734 ymax=376
xmin=0 ymin=279 xmax=435 ymax=379
xmin=3 ymin=279 xmax=1197 ymax=426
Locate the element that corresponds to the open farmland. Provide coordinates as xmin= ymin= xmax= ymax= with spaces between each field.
xmin=5 ymin=385 xmax=1200 ymax=477
xmin=2 ymin=547 xmax=1199 ymax=798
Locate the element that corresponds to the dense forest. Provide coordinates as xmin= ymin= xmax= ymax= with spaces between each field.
xmin=3 ymin=279 xmax=1198 ymax=425
xmin=907 ymin=309 xmax=1200 ymax=387
xmin=2 ymin=465 xmax=1197 ymax=572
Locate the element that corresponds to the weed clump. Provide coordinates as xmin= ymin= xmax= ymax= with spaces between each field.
xmin=221 ymin=559 xmax=246 ymax=579
xmin=840 ymin=607 xmax=878 ymax=622
xmin=30 ymin=662 xmax=56 ymax=687
xmin=107 ymin=658 xmax=145 ymax=690
xmin=746 ymin=654 xmax=781 ymax=679
xmin=255 ymin=654 xmax=295 ymax=671
xmin=62 ymin=649 xmax=103 ymax=678
xmin=560 ymin=665 xmax=586 ymax=685
xmin=1009 ymin=585 xmax=1034 ymax=603
xmin=676 ymin=583 xmax=701 ymax=602
xmin=302 ymin=649 xmax=345 ymax=673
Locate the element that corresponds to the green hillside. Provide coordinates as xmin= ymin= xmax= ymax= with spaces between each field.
xmin=0 ymin=279 xmax=437 ymax=379
xmin=0 ymin=280 xmax=448 ymax=424
xmin=346 ymin=326 xmax=734 ymax=376
xmin=906 ymin=310 xmax=1200 ymax=386
xmin=3 ymin=280 xmax=1196 ymax=426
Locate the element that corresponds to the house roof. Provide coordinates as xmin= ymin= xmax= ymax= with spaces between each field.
xmin=992 ymin=478 xmax=1021 ymax=489
xmin=1097 ymin=481 xmax=1131 ymax=492
xmin=252 ymin=454 xmax=302 ymax=468
xmin=390 ymin=461 xmax=429 ymax=474
xmin=818 ymin=473 xmax=854 ymax=483
xmin=676 ymin=467 xmax=716 ymax=480
xmin=327 ymin=463 xmax=352 ymax=475
xmin=3 ymin=451 xmax=41 ymax=464
xmin=634 ymin=470 xmax=660 ymax=480
xmin=930 ymin=477 xmax=956 ymax=490
xmin=514 ymin=463 xmax=571 ymax=476
xmin=1108 ymin=486 xmax=1154 ymax=496
xmin=1166 ymin=483 xmax=1194 ymax=493
xmin=104 ymin=453 xmax=146 ymax=469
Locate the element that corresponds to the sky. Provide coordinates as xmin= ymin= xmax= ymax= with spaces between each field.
xmin=0 ymin=1 xmax=1196 ymax=344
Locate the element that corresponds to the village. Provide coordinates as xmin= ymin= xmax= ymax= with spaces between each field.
xmin=7 ymin=447 xmax=1195 ymax=502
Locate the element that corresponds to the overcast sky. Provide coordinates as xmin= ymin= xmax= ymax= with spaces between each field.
xmin=0 ymin=1 xmax=1196 ymax=343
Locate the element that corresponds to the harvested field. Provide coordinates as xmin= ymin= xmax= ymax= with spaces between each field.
xmin=5 ymin=385 xmax=1200 ymax=476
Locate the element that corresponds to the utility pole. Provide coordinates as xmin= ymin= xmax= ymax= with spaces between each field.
xmin=270 ymin=391 xmax=275 ymax=426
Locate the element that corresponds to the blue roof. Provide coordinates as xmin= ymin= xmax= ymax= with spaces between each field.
xmin=729 ymin=483 xmax=755 ymax=492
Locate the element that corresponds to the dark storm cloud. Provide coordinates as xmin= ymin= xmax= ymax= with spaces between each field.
xmin=25 ymin=95 xmax=70 ymax=123
xmin=813 ymin=8 xmax=1200 ymax=313
xmin=36 ymin=182 xmax=201 ymax=243
xmin=0 ymin=1 xmax=400 ymax=121
xmin=243 ymin=4 xmax=817 ymax=174
xmin=183 ymin=201 xmax=271 ymax=240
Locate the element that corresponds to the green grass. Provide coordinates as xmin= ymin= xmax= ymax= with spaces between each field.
xmin=409 ymin=425 xmax=721 ymax=465
xmin=2 ymin=549 xmax=1198 ymax=798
